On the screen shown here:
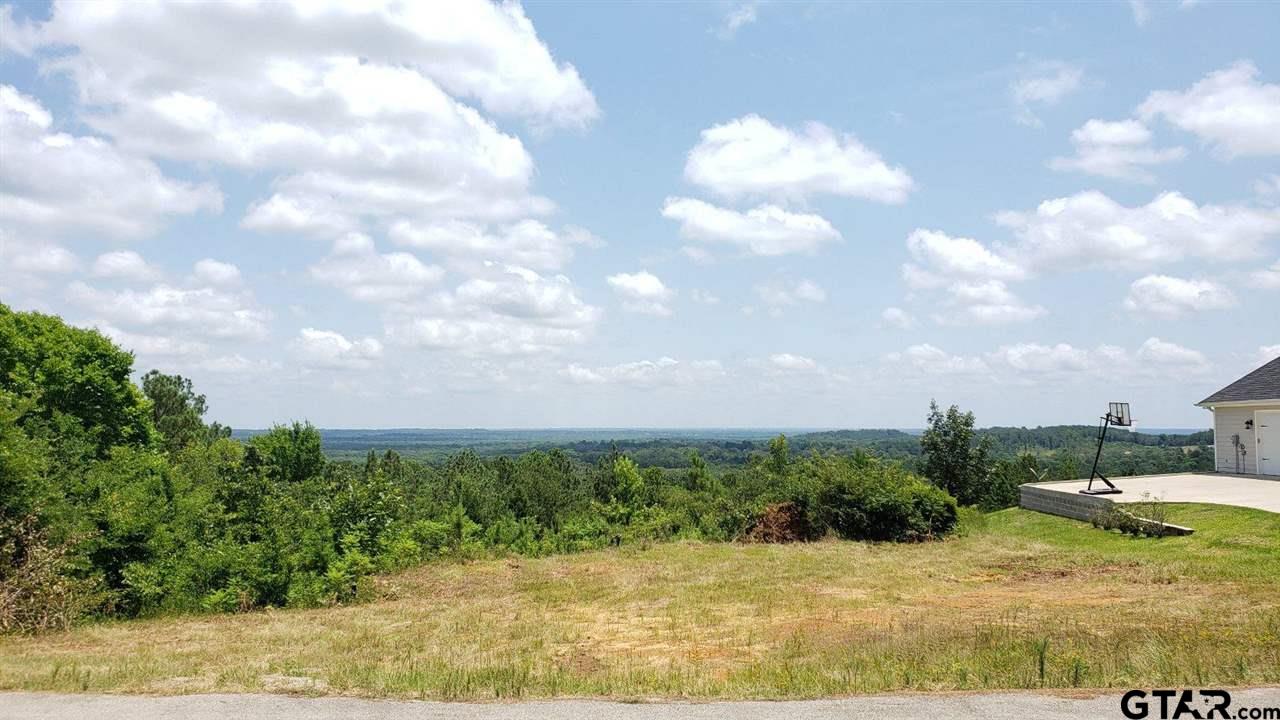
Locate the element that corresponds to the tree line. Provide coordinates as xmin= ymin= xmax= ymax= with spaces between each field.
xmin=0 ymin=303 xmax=1206 ymax=633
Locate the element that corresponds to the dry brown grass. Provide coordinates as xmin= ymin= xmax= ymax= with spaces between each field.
xmin=1 ymin=505 xmax=1278 ymax=699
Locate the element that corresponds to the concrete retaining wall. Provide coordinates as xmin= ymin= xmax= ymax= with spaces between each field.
xmin=1019 ymin=484 xmax=1113 ymax=521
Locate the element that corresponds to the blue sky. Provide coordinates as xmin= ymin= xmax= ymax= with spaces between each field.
xmin=1 ymin=0 xmax=1277 ymax=429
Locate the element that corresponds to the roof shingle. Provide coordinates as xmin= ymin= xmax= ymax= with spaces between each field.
xmin=1198 ymin=355 xmax=1280 ymax=405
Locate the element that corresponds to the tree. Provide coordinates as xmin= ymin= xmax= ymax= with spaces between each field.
xmin=250 ymin=422 xmax=325 ymax=485
xmin=919 ymin=400 xmax=992 ymax=506
xmin=767 ymin=434 xmax=790 ymax=475
xmin=141 ymin=371 xmax=228 ymax=453
xmin=0 ymin=304 xmax=153 ymax=456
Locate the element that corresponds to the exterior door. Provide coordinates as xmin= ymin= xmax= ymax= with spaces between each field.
xmin=1258 ymin=410 xmax=1280 ymax=476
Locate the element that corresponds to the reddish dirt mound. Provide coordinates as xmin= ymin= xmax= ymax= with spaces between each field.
xmin=744 ymin=501 xmax=815 ymax=543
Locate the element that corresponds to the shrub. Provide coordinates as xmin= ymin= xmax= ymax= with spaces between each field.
xmin=744 ymin=501 xmax=819 ymax=543
xmin=801 ymin=455 xmax=958 ymax=542
xmin=0 ymin=515 xmax=101 ymax=634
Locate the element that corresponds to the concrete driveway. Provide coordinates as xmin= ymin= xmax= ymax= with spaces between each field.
xmin=4 ymin=689 xmax=1280 ymax=720
xmin=1040 ymin=472 xmax=1280 ymax=514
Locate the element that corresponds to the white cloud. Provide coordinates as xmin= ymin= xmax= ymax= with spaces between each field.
xmin=663 ymin=197 xmax=841 ymax=257
xmin=1010 ymin=60 xmax=1083 ymax=127
xmin=937 ymin=280 xmax=1046 ymax=326
xmin=683 ymin=114 xmax=914 ymax=203
xmin=1123 ymin=274 xmax=1237 ymax=317
xmin=385 ymin=264 xmax=600 ymax=356
xmin=1129 ymin=0 xmax=1151 ymax=27
xmin=67 ymin=282 xmax=271 ymax=341
xmin=95 ymin=324 xmax=210 ymax=359
xmin=1257 ymin=345 xmax=1280 ymax=365
xmin=192 ymin=259 xmax=242 ymax=286
xmin=89 ymin=251 xmax=158 ymax=282
xmin=561 ymin=357 xmax=725 ymax=387
xmin=754 ymin=279 xmax=826 ymax=313
xmin=1138 ymin=61 xmax=1280 ymax=157
xmin=607 ymin=271 xmax=675 ymax=316
xmin=880 ymin=307 xmax=915 ymax=329
xmin=886 ymin=344 xmax=988 ymax=375
xmin=20 ymin=2 xmax=594 ymax=240
xmin=1248 ymin=259 xmax=1280 ymax=289
xmin=1256 ymin=174 xmax=1280 ymax=204
xmin=904 ymin=229 xmax=1025 ymax=284
xmin=719 ymin=2 xmax=758 ymax=38
xmin=995 ymin=191 xmax=1280 ymax=271
xmin=0 ymin=84 xmax=222 ymax=240
xmin=294 ymin=328 xmax=383 ymax=370
xmin=689 ymin=289 xmax=721 ymax=305
xmin=769 ymin=353 xmax=817 ymax=372
xmin=1137 ymin=337 xmax=1209 ymax=370
xmin=389 ymin=220 xmax=598 ymax=271
xmin=1048 ymin=119 xmax=1185 ymax=182
xmin=0 ymin=234 xmax=78 ymax=277
xmin=309 ymin=233 xmax=445 ymax=302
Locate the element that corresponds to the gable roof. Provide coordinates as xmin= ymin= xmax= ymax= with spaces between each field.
xmin=1198 ymin=355 xmax=1280 ymax=406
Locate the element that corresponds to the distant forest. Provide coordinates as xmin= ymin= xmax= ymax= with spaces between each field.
xmin=263 ymin=425 xmax=1214 ymax=480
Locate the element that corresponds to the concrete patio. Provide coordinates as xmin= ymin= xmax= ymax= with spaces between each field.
xmin=1020 ymin=472 xmax=1280 ymax=521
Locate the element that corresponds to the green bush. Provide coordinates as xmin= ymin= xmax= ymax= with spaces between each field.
xmin=800 ymin=455 xmax=958 ymax=542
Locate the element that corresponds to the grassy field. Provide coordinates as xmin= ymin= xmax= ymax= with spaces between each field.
xmin=2 ymin=505 xmax=1278 ymax=700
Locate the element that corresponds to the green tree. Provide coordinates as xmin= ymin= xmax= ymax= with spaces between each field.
xmin=919 ymin=400 xmax=992 ymax=506
xmin=141 ymin=370 xmax=229 ymax=453
xmin=250 ymin=422 xmax=325 ymax=485
xmin=0 ymin=304 xmax=153 ymax=456
xmin=767 ymin=434 xmax=790 ymax=475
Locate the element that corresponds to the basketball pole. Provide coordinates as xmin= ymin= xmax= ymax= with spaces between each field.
xmin=1081 ymin=403 xmax=1126 ymax=495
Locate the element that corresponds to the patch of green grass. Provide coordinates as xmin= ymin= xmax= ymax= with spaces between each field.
xmin=1 ymin=504 xmax=1277 ymax=699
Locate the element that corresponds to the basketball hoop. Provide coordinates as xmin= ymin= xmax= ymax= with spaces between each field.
xmin=1081 ymin=402 xmax=1130 ymax=496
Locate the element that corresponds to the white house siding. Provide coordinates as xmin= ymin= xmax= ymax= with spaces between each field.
xmin=1211 ymin=405 xmax=1280 ymax=475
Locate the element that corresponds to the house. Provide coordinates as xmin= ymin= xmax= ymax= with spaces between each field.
xmin=1197 ymin=355 xmax=1280 ymax=476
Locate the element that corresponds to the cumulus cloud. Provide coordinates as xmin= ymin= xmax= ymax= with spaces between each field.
xmin=95 ymin=324 xmax=210 ymax=359
xmin=1248 ymin=259 xmax=1280 ymax=289
xmin=294 ymin=328 xmax=383 ymax=370
xmin=309 ymin=233 xmax=445 ymax=302
xmin=718 ymin=2 xmax=758 ymax=38
xmin=663 ymin=197 xmax=841 ymax=258
xmin=995 ymin=191 xmax=1280 ymax=271
xmin=1123 ymin=275 xmax=1237 ymax=317
xmin=17 ymin=1 xmax=594 ymax=240
xmin=689 ymin=289 xmax=721 ymax=305
xmin=1138 ymin=61 xmax=1280 ymax=157
xmin=903 ymin=229 xmax=1025 ymax=287
xmin=561 ymin=357 xmax=725 ymax=386
xmin=889 ymin=338 xmax=1210 ymax=380
xmin=880 ymin=307 xmax=915 ymax=329
xmin=768 ymin=353 xmax=819 ymax=372
xmin=390 ymin=220 xmax=599 ymax=271
xmin=886 ymin=344 xmax=989 ymax=376
xmin=607 ymin=271 xmax=675 ymax=316
xmin=0 ymin=84 xmax=222 ymax=240
xmin=1010 ymin=60 xmax=1083 ymax=127
xmin=67 ymin=282 xmax=271 ymax=341
xmin=1048 ymin=119 xmax=1185 ymax=182
xmin=936 ymin=280 xmax=1046 ymax=326
xmin=91 ymin=251 xmax=160 ymax=282
xmin=754 ymin=279 xmax=826 ymax=313
xmin=192 ymin=259 xmax=242 ymax=286
xmin=385 ymin=264 xmax=600 ymax=356
xmin=683 ymin=114 xmax=914 ymax=203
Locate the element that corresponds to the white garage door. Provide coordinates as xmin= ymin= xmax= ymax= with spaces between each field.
xmin=1258 ymin=410 xmax=1280 ymax=476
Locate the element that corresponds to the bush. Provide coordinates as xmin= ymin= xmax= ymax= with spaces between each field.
xmin=744 ymin=501 xmax=819 ymax=543
xmin=801 ymin=455 xmax=958 ymax=542
xmin=0 ymin=515 xmax=101 ymax=634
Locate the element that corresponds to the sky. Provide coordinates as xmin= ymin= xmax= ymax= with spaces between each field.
xmin=1 ymin=0 xmax=1278 ymax=430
